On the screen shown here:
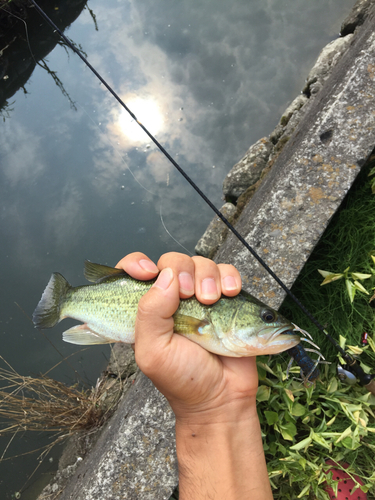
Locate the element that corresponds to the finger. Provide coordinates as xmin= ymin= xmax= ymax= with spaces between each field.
xmin=192 ymin=256 xmax=221 ymax=304
xmin=157 ymin=252 xmax=195 ymax=298
xmin=217 ymin=263 xmax=242 ymax=297
xmin=115 ymin=252 xmax=159 ymax=280
xmin=135 ymin=267 xmax=180 ymax=376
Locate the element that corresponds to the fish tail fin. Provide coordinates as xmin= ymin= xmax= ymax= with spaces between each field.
xmin=32 ymin=273 xmax=71 ymax=329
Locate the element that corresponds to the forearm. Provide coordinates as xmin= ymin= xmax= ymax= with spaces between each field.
xmin=175 ymin=400 xmax=273 ymax=500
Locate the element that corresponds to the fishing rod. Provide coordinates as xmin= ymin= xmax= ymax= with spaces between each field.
xmin=28 ymin=0 xmax=375 ymax=393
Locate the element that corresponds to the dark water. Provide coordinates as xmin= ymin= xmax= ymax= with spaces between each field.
xmin=0 ymin=0 xmax=355 ymax=497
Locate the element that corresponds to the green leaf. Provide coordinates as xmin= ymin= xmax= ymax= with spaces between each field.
xmin=353 ymin=280 xmax=370 ymax=294
xmin=351 ymin=272 xmax=372 ymax=280
xmin=341 ymin=435 xmax=361 ymax=450
xmin=268 ymin=470 xmax=283 ymax=479
xmin=256 ymin=361 xmax=276 ymax=376
xmin=335 ymin=425 xmax=352 ymax=444
xmin=284 ymin=388 xmax=295 ymax=402
xmin=290 ymin=436 xmax=312 ymax=451
xmin=345 ymin=279 xmax=356 ymax=302
xmin=326 ymin=416 xmax=336 ymax=426
xmin=264 ymin=411 xmax=279 ymax=425
xmin=311 ymin=431 xmax=331 ymax=450
xmin=256 ymin=385 xmax=271 ymax=402
xmin=327 ymin=377 xmax=338 ymax=393
xmin=297 ymin=484 xmax=311 ymax=498
xmin=339 ymin=335 xmax=346 ymax=349
xmin=367 ymin=336 xmax=375 ymax=353
xmin=257 ymin=364 xmax=267 ymax=381
xmin=291 ymin=402 xmax=306 ymax=417
xmin=279 ymin=421 xmax=297 ymax=441
xmin=318 ymin=271 xmax=344 ymax=285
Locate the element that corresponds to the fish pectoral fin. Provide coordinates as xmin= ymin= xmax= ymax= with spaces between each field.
xmin=173 ymin=314 xmax=213 ymax=336
xmin=62 ymin=324 xmax=113 ymax=345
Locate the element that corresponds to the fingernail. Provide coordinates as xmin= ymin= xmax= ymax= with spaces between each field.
xmin=201 ymin=278 xmax=218 ymax=300
xmin=179 ymin=272 xmax=194 ymax=294
xmin=139 ymin=259 xmax=159 ymax=273
xmin=222 ymin=275 xmax=238 ymax=291
xmin=153 ymin=268 xmax=173 ymax=290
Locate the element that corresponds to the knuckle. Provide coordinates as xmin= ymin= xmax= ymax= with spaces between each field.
xmin=158 ymin=252 xmax=192 ymax=268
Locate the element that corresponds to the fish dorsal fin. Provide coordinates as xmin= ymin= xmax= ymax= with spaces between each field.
xmin=84 ymin=261 xmax=127 ymax=283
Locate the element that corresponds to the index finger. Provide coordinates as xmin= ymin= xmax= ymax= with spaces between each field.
xmin=115 ymin=252 xmax=159 ymax=280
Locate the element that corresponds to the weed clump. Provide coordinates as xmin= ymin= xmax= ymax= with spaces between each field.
xmin=0 ymin=356 xmax=122 ymax=442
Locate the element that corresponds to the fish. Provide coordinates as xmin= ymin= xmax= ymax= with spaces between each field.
xmin=32 ymin=261 xmax=301 ymax=357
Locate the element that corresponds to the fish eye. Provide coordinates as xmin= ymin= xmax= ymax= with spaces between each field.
xmin=261 ymin=309 xmax=276 ymax=323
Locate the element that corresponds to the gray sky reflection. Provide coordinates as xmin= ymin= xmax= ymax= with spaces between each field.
xmin=77 ymin=0 xmax=356 ymax=211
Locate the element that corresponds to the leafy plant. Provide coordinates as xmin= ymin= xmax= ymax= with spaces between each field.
xmin=256 ymin=348 xmax=375 ymax=499
xmin=369 ymin=160 xmax=375 ymax=194
xmin=318 ymin=256 xmax=375 ymax=303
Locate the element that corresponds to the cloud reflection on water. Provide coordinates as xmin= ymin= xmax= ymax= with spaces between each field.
xmin=0 ymin=121 xmax=46 ymax=186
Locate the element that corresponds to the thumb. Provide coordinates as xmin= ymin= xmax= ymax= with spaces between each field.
xmin=134 ymin=267 xmax=180 ymax=375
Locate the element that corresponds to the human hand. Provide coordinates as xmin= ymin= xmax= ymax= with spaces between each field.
xmin=117 ymin=252 xmax=272 ymax=500
xmin=116 ymin=251 xmax=259 ymax=424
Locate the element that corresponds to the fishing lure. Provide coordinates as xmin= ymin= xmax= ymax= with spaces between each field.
xmin=287 ymin=325 xmax=324 ymax=383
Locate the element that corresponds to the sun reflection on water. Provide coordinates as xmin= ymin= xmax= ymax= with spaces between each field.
xmin=118 ymin=97 xmax=164 ymax=144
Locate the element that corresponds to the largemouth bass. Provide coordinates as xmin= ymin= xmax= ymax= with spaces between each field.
xmin=32 ymin=261 xmax=300 ymax=357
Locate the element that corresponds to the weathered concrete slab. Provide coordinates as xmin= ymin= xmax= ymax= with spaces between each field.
xmin=215 ymin=5 xmax=375 ymax=309
xmin=57 ymin=372 xmax=178 ymax=500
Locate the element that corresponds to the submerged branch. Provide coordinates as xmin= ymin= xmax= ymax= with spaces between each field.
xmin=37 ymin=58 xmax=77 ymax=110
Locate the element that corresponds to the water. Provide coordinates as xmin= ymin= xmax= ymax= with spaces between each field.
xmin=0 ymin=0 xmax=355 ymax=497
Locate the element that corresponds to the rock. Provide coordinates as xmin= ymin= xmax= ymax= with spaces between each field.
xmin=280 ymin=95 xmax=308 ymax=127
xmin=270 ymin=94 xmax=308 ymax=147
xmin=106 ymin=343 xmax=138 ymax=380
xmin=269 ymin=122 xmax=284 ymax=145
xmin=341 ymin=0 xmax=374 ymax=36
xmin=222 ymin=137 xmax=273 ymax=199
xmin=303 ymin=35 xmax=353 ymax=96
xmin=195 ymin=202 xmax=237 ymax=258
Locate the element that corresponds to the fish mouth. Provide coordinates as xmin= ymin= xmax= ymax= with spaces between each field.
xmin=267 ymin=325 xmax=301 ymax=345
xmin=253 ymin=325 xmax=300 ymax=355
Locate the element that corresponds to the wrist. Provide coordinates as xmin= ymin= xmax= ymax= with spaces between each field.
xmin=175 ymin=401 xmax=273 ymax=500
xmin=173 ymin=394 xmax=258 ymax=426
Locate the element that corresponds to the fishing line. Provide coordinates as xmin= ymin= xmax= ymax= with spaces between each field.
xmin=159 ymin=203 xmax=194 ymax=256
xmin=28 ymin=0 xmax=375 ymax=390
